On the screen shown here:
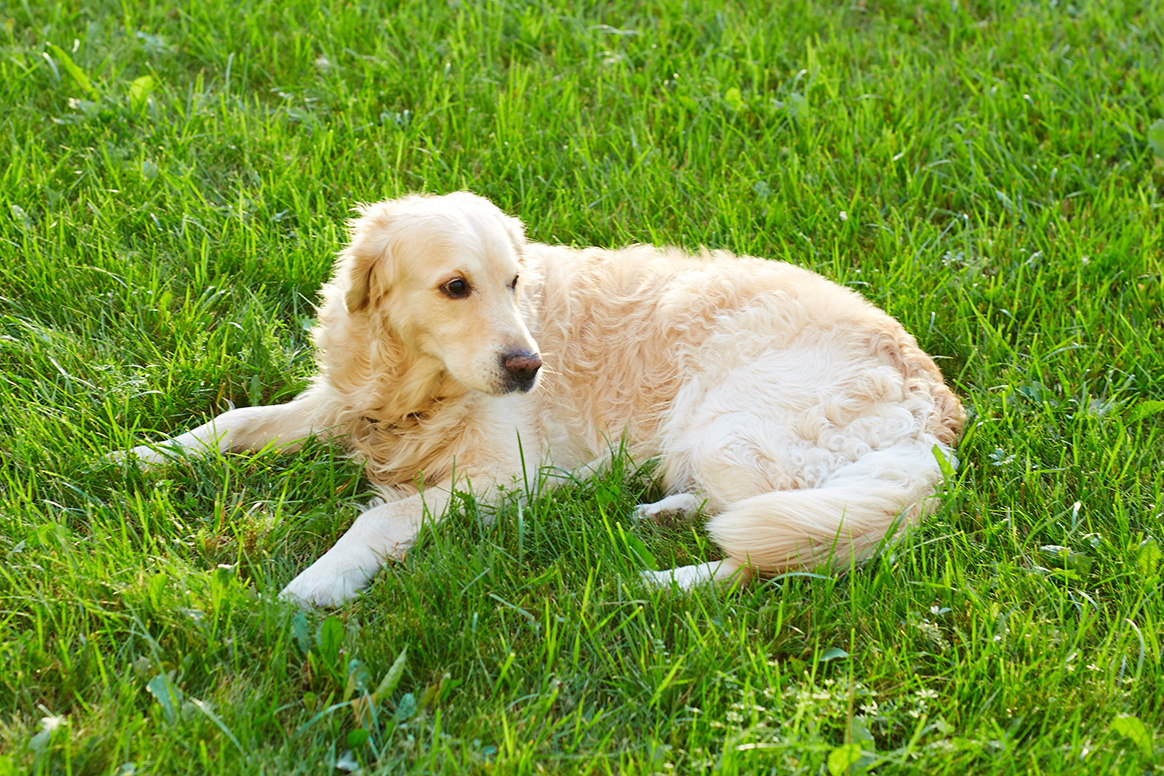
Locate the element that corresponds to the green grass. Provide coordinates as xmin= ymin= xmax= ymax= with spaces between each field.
xmin=1 ymin=0 xmax=1162 ymax=773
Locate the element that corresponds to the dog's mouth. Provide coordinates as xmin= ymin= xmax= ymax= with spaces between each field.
xmin=500 ymin=373 xmax=539 ymax=394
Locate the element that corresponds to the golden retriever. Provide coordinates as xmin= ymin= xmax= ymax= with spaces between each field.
xmin=118 ymin=192 xmax=964 ymax=606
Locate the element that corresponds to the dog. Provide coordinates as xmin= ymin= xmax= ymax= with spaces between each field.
xmin=116 ymin=192 xmax=964 ymax=606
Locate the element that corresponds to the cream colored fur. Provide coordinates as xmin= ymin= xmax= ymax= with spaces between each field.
xmin=118 ymin=191 xmax=965 ymax=606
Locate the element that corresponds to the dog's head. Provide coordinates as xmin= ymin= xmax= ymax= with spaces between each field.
xmin=339 ymin=192 xmax=541 ymax=395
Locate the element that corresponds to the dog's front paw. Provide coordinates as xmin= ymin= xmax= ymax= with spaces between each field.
xmin=279 ymin=555 xmax=379 ymax=608
xmin=280 ymin=575 xmax=358 ymax=609
xmin=106 ymin=445 xmax=167 ymax=467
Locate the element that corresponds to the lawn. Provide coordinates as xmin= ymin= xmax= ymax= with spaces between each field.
xmin=1 ymin=0 xmax=1161 ymax=773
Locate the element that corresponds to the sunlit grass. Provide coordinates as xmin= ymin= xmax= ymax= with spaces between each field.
xmin=1 ymin=0 xmax=1161 ymax=773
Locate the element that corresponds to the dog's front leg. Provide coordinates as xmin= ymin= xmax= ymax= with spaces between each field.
xmin=279 ymin=486 xmax=454 ymax=607
xmin=117 ymin=394 xmax=336 ymax=466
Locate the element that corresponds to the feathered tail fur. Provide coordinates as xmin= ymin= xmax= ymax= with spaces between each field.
xmin=706 ymin=438 xmax=950 ymax=572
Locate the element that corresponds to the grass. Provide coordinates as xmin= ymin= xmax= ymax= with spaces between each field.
xmin=1 ymin=0 xmax=1162 ymax=772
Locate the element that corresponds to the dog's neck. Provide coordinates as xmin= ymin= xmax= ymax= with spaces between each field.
xmin=362 ymin=333 xmax=467 ymax=422
xmin=316 ymin=304 xmax=471 ymax=426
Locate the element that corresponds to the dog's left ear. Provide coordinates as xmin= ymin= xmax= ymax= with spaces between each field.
xmin=341 ymin=202 xmax=398 ymax=314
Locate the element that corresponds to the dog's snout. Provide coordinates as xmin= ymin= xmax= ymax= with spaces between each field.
xmin=502 ymin=351 xmax=542 ymax=392
xmin=504 ymin=352 xmax=542 ymax=378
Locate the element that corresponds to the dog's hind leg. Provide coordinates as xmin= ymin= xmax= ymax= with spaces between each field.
xmin=632 ymin=493 xmax=701 ymax=523
xmin=640 ymin=557 xmax=753 ymax=590
xmin=117 ymin=391 xmax=339 ymax=466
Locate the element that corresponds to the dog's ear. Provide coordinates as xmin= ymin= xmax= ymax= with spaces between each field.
xmin=341 ymin=202 xmax=397 ymax=314
xmin=343 ymin=247 xmax=376 ymax=313
xmin=499 ymin=212 xmax=527 ymax=261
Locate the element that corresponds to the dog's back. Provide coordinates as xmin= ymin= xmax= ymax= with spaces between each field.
xmin=521 ymin=243 xmax=964 ymax=577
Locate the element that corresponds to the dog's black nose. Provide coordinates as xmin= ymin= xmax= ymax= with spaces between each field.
xmin=502 ymin=352 xmax=542 ymax=391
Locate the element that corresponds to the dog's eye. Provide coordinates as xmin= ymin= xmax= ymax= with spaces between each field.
xmin=509 ymin=275 xmax=519 ymax=291
xmin=441 ymin=279 xmax=471 ymax=298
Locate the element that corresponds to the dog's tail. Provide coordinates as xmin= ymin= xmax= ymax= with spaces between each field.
xmin=706 ymin=439 xmax=953 ymax=573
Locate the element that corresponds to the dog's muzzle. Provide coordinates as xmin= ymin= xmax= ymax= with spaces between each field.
xmin=501 ymin=351 xmax=542 ymax=393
